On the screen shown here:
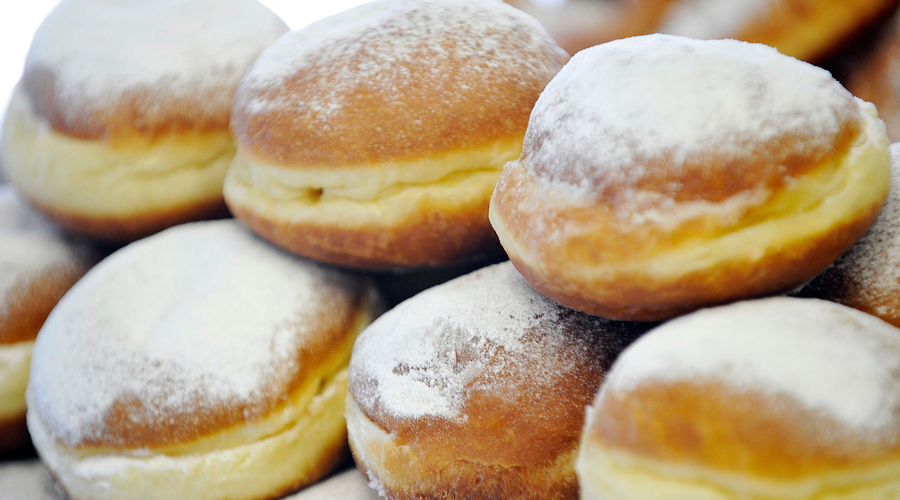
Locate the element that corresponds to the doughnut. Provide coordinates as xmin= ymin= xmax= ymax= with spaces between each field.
xmin=0 ymin=186 xmax=96 ymax=453
xmin=0 ymin=0 xmax=288 ymax=242
xmin=26 ymin=221 xmax=380 ymax=500
xmin=652 ymin=0 xmax=898 ymax=62
xmin=490 ymin=35 xmax=891 ymax=321
xmin=346 ymin=262 xmax=651 ymax=500
xmin=801 ymin=143 xmax=900 ymax=326
xmin=578 ymin=297 xmax=900 ymax=500
xmin=226 ymin=0 xmax=568 ymax=269
xmin=849 ymin=16 xmax=900 ymax=142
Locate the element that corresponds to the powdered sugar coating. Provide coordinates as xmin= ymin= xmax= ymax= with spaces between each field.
xmin=605 ymin=298 xmax=900 ymax=432
xmin=29 ymin=220 xmax=364 ymax=447
xmin=659 ymin=0 xmax=775 ymax=39
xmin=349 ymin=262 xmax=645 ymax=422
xmin=238 ymin=0 xmax=565 ymax=121
xmin=25 ymin=0 xmax=287 ymax=129
xmin=0 ymin=186 xmax=92 ymax=306
xmin=523 ymin=35 xmax=857 ymax=204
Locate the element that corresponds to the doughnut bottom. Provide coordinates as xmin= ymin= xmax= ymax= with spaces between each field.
xmin=346 ymin=398 xmax=578 ymax=500
xmin=577 ymin=446 xmax=900 ymax=500
xmin=1 ymin=87 xmax=234 ymax=242
xmin=0 ymin=341 xmax=31 ymax=452
xmin=224 ymin=140 xmax=520 ymax=269
xmin=30 ymin=368 xmax=352 ymax=500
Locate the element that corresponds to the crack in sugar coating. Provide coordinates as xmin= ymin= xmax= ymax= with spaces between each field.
xmin=233 ymin=0 xmax=568 ymax=166
xmin=21 ymin=0 xmax=288 ymax=139
xmin=522 ymin=35 xmax=861 ymax=219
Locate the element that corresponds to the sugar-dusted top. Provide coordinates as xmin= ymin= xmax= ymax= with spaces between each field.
xmin=29 ymin=220 xmax=368 ymax=448
xmin=233 ymin=0 xmax=568 ymax=165
xmin=23 ymin=0 xmax=287 ymax=137
xmin=0 ymin=186 xmax=92 ymax=307
xmin=350 ymin=262 xmax=645 ymax=423
xmin=522 ymin=35 xmax=860 ymax=209
xmin=659 ymin=0 xmax=775 ymax=39
xmin=605 ymin=297 xmax=900 ymax=433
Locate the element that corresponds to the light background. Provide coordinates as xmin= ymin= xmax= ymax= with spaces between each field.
xmin=0 ymin=1 xmax=372 ymax=123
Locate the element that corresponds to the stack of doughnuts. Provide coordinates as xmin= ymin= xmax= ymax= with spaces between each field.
xmin=6 ymin=0 xmax=900 ymax=499
xmin=1 ymin=0 xmax=288 ymax=241
xmin=26 ymin=221 xmax=380 ymax=500
xmin=0 ymin=186 xmax=96 ymax=453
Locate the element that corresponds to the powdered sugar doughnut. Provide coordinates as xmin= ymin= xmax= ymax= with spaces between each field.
xmin=1 ymin=0 xmax=288 ymax=242
xmin=0 ymin=186 xmax=96 ymax=453
xmin=27 ymin=221 xmax=380 ymax=500
xmin=346 ymin=262 xmax=650 ymax=500
xmin=802 ymin=143 xmax=900 ymax=326
xmin=490 ymin=34 xmax=891 ymax=321
xmin=226 ymin=0 xmax=568 ymax=269
xmin=578 ymin=297 xmax=900 ymax=500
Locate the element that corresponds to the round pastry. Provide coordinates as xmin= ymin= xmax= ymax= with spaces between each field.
xmin=26 ymin=221 xmax=380 ymax=500
xmin=346 ymin=262 xmax=650 ymax=500
xmin=226 ymin=0 xmax=568 ymax=269
xmin=652 ymin=0 xmax=898 ymax=62
xmin=0 ymin=186 xmax=96 ymax=453
xmin=578 ymin=297 xmax=900 ymax=500
xmin=490 ymin=35 xmax=891 ymax=321
xmin=801 ymin=143 xmax=900 ymax=326
xmin=0 ymin=0 xmax=288 ymax=242
xmin=849 ymin=16 xmax=900 ymax=143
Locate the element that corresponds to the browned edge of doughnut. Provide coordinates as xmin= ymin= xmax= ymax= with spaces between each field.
xmin=24 ymin=195 xmax=230 ymax=243
xmin=228 ymin=200 xmax=504 ymax=270
xmin=0 ymin=266 xmax=90 ymax=345
xmin=504 ymin=198 xmax=882 ymax=321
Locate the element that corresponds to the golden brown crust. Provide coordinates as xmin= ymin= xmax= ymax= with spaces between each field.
xmin=0 ymin=413 xmax=29 ymax=454
xmin=587 ymin=380 xmax=900 ymax=479
xmin=0 ymin=265 xmax=88 ymax=345
xmin=850 ymin=19 xmax=900 ymax=143
xmin=74 ymin=283 xmax=373 ymax=451
xmin=21 ymin=66 xmax=234 ymax=142
xmin=231 ymin=2 xmax=568 ymax=168
xmin=24 ymin=194 xmax=229 ymax=243
xmin=228 ymin=198 xmax=503 ymax=270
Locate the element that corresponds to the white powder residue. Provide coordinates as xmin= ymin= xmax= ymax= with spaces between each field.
xmin=28 ymin=220 xmax=358 ymax=447
xmin=524 ymin=35 xmax=854 ymax=203
xmin=238 ymin=0 xmax=566 ymax=119
xmin=349 ymin=262 xmax=644 ymax=421
xmin=819 ymin=143 xmax=900 ymax=317
xmin=659 ymin=0 xmax=775 ymax=40
xmin=281 ymin=469 xmax=379 ymax=500
xmin=606 ymin=297 xmax=900 ymax=432
xmin=0 ymin=186 xmax=92 ymax=303
xmin=25 ymin=0 xmax=287 ymax=119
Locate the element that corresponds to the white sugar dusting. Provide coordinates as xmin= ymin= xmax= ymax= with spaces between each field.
xmin=660 ymin=0 xmax=775 ymax=39
xmin=28 ymin=221 xmax=357 ymax=446
xmin=350 ymin=262 xmax=639 ymax=421
xmin=607 ymin=298 xmax=900 ymax=432
xmin=0 ymin=186 xmax=91 ymax=304
xmin=25 ymin=0 xmax=287 ymax=115
xmin=824 ymin=143 xmax=900 ymax=317
xmin=524 ymin=35 xmax=853 ymax=200
xmin=239 ymin=0 xmax=565 ymax=119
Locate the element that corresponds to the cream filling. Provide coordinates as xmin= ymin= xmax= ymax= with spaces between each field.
xmin=0 ymin=341 xmax=31 ymax=421
xmin=492 ymin=101 xmax=892 ymax=287
xmin=28 ymin=369 xmax=350 ymax=500
xmin=577 ymin=445 xmax=900 ymax=500
xmin=224 ymin=139 xmax=521 ymax=228
xmin=0 ymin=86 xmax=234 ymax=217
